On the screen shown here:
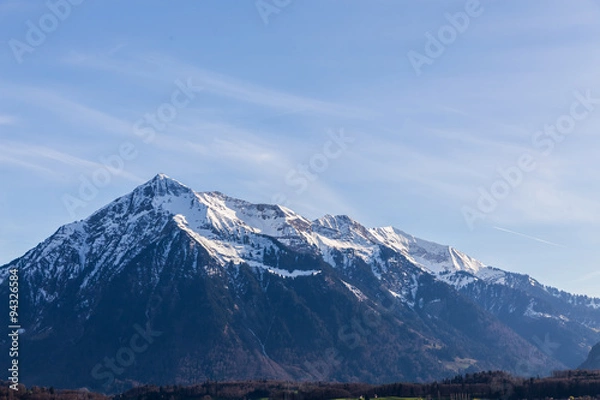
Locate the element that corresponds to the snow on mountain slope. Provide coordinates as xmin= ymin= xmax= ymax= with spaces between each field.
xmin=307 ymin=218 xmax=501 ymax=289
xmin=59 ymin=174 xmax=489 ymax=285
xmin=187 ymin=185 xmax=600 ymax=315
xmin=217 ymin=193 xmax=318 ymax=251
xmin=121 ymin=176 xmax=331 ymax=279
xmin=4 ymin=174 xmax=598 ymax=313
xmin=3 ymin=173 xmax=600 ymax=387
xmin=311 ymin=215 xmax=384 ymax=274
xmin=0 ymin=176 xmax=296 ymax=300
xmin=369 ymin=226 xmax=485 ymax=274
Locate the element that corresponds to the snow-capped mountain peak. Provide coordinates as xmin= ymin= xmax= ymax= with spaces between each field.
xmin=44 ymin=175 xmax=493 ymax=285
xmin=145 ymin=172 xmax=194 ymax=197
xmin=2 ymin=174 xmax=600 ymax=391
xmin=68 ymin=176 xmax=488 ymax=280
xmin=5 ymin=174 xmax=596 ymax=309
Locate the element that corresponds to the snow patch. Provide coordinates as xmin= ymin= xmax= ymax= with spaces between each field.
xmin=341 ymin=280 xmax=368 ymax=301
xmin=524 ymin=301 xmax=554 ymax=319
xmin=264 ymin=267 xmax=321 ymax=279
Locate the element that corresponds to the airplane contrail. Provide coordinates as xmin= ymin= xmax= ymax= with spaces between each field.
xmin=492 ymin=226 xmax=566 ymax=248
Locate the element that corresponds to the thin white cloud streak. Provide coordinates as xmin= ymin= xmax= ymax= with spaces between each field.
xmin=0 ymin=115 xmax=16 ymax=126
xmin=346 ymin=138 xmax=490 ymax=201
xmin=569 ymin=269 xmax=600 ymax=284
xmin=140 ymin=117 xmax=359 ymax=218
xmin=391 ymin=105 xmax=600 ymax=227
xmin=476 ymin=1 xmax=600 ymax=37
xmin=150 ymin=120 xmax=290 ymax=168
xmin=492 ymin=226 xmax=565 ymax=247
xmin=159 ymin=61 xmax=375 ymax=119
xmin=0 ymin=142 xmax=144 ymax=182
xmin=62 ymin=52 xmax=377 ymax=119
xmin=0 ymin=153 xmax=55 ymax=175
xmin=500 ymin=181 xmax=600 ymax=226
xmin=479 ymin=151 xmax=600 ymax=227
xmin=412 ymin=50 xmax=600 ymax=113
xmin=334 ymin=127 xmax=600 ymax=228
xmin=0 ymin=0 xmax=41 ymax=15
xmin=14 ymin=26 xmax=600 ymax=232
xmin=402 ymin=121 xmax=532 ymax=157
xmin=429 ymin=105 xmax=532 ymax=138
xmin=0 ymin=83 xmax=133 ymax=138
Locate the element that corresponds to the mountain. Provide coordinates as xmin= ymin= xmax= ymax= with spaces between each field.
xmin=1 ymin=174 xmax=599 ymax=392
xmin=580 ymin=342 xmax=600 ymax=370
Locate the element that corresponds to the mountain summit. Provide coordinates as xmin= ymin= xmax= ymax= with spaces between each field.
xmin=1 ymin=174 xmax=599 ymax=392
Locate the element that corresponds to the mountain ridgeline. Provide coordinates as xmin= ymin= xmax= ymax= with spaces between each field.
xmin=1 ymin=174 xmax=599 ymax=392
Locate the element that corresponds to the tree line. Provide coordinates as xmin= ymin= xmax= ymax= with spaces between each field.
xmin=2 ymin=369 xmax=600 ymax=399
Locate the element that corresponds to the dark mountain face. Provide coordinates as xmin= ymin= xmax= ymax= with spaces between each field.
xmin=580 ymin=342 xmax=600 ymax=370
xmin=1 ymin=174 xmax=599 ymax=393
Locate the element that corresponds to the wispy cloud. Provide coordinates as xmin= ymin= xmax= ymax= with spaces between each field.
xmin=62 ymin=52 xmax=376 ymax=119
xmin=0 ymin=141 xmax=143 ymax=182
xmin=0 ymin=153 xmax=55 ymax=175
xmin=496 ymin=174 xmax=600 ymax=226
xmin=0 ymin=115 xmax=16 ymax=126
xmin=149 ymin=119 xmax=290 ymax=166
xmin=492 ymin=226 xmax=565 ymax=247
xmin=0 ymin=0 xmax=40 ymax=16
xmin=347 ymin=136 xmax=490 ymax=203
xmin=478 ymin=1 xmax=600 ymax=37
xmin=0 ymin=83 xmax=133 ymax=137
xmin=569 ymin=269 xmax=600 ymax=284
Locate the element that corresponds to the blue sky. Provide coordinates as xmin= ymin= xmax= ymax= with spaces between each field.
xmin=2 ymin=0 xmax=600 ymax=296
